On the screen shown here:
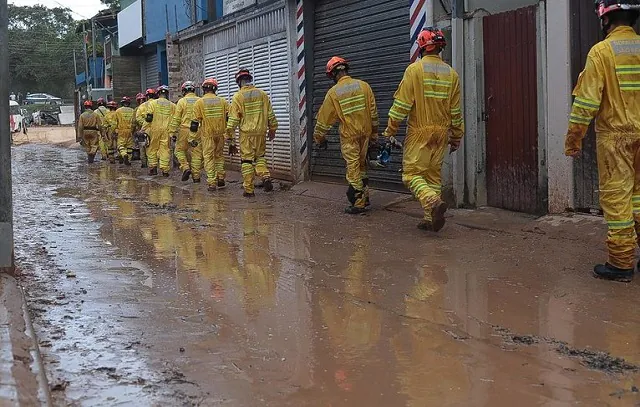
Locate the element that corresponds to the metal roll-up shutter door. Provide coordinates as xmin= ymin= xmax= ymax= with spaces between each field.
xmin=204 ymin=50 xmax=239 ymax=167
xmin=238 ymin=37 xmax=292 ymax=177
xmin=145 ymin=54 xmax=159 ymax=90
xmin=312 ymin=0 xmax=409 ymax=187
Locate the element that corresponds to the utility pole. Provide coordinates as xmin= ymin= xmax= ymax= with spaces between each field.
xmin=83 ymin=23 xmax=89 ymax=93
xmin=0 ymin=0 xmax=14 ymax=275
xmin=73 ymin=49 xmax=78 ymax=78
xmin=91 ymin=17 xmax=97 ymax=88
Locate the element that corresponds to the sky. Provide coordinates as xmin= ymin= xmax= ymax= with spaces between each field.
xmin=9 ymin=0 xmax=105 ymax=20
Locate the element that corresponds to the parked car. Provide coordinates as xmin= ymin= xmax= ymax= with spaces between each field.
xmin=25 ymin=93 xmax=63 ymax=105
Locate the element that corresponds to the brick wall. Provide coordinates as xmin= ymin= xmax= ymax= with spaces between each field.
xmin=168 ymin=34 xmax=204 ymax=98
xmin=112 ymin=56 xmax=142 ymax=101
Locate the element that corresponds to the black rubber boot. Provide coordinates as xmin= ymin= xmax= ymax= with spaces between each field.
xmin=344 ymin=206 xmax=367 ymax=215
xmin=124 ymin=156 xmax=131 ymax=166
xmin=101 ymin=155 xmax=107 ymax=161
xmin=141 ymin=162 xmax=148 ymax=169
xmin=430 ymin=201 xmax=449 ymax=232
xmin=162 ymin=171 xmax=170 ymax=177
xmin=243 ymin=192 xmax=256 ymax=198
xmin=149 ymin=167 xmax=158 ymax=176
xmin=417 ymin=221 xmax=434 ymax=231
xmin=207 ymin=185 xmax=217 ymax=192
xmin=593 ymin=263 xmax=634 ymax=283
xmin=263 ymin=178 xmax=274 ymax=192
xmin=217 ymin=179 xmax=226 ymax=189
xmin=88 ymin=154 xmax=95 ymax=164
xmin=181 ymin=170 xmax=192 ymax=182
xmin=118 ymin=156 xmax=124 ymax=164
xmin=193 ymin=178 xmax=201 ymax=184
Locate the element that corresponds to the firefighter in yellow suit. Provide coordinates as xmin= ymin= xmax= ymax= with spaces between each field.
xmin=313 ymin=56 xmax=379 ymax=214
xmin=383 ymin=28 xmax=464 ymax=232
xmin=145 ymin=85 xmax=175 ymax=177
xmin=136 ymin=88 xmax=158 ymax=172
xmin=190 ymin=78 xmax=230 ymax=192
xmin=94 ymin=98 xmax=109 ymax=160
xmin=77 ymin=100 xmax=103 ymax=163
xmin=115 ymin=96 xmax=135 ymax=166
xmin=169 ymin=81 xmax=201 ymax=183
xmin=565 ymin=0 xmax=640 ymax=282
xmin=104 ymin=101 xmax=119 ymax=163
xmin=227 ymin=68 xmax=278 ymax=197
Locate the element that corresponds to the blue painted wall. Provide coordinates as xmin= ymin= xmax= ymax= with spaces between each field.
xmin=144 ymin=0 xmax=208 ymax=44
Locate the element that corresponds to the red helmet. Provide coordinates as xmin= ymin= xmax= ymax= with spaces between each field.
xmin=145 ymin=88 xmax=156 ymax=96
xmin=326 ymin=56 xmax=349 ymax=77
xmin=135 ymin=93 xmax=145 ymax=101
xmin=83 ymin=100 xmax=93 ymax=108
xmin=235 ymin=68 xmax=253 ymax=83
xmin=107 ymin=100 xmax=117 ymax=108
xmin=96 ymin=97 xmax=105 ymax=106
xmin=202 ymin=78 xmax=218 ymax=89
xmin=595 ymin=0 xmax=640 ymax=18
xmin=417 ymin=27 xmax=447 ymax=52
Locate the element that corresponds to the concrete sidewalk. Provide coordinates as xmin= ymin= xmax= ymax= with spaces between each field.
xmin=0 ymin=273 xmax=51 ymax=406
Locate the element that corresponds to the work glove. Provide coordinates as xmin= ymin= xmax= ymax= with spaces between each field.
xmin=189 ymin=139 xmax=199 ymax=148
xmin=228 ymin=143 xmax=239 ymax=156
xmin=268 ymin=129 xmax=276 ymax=141
xmin=171 ymin=134 xmax=177 ymax=142
xmin=314 ymin=138 xmax=328 ymax=150
xmin=389 ymin=136 xmax=403 ymax=149
xmin=564 ymin=130 xmax=583 ymax=158
xmin=449 ymin=138 xmax=461 ymax=154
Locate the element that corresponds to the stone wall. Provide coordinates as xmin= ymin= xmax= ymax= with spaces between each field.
xmin=167 ymin=34 xmax=204 ymax=99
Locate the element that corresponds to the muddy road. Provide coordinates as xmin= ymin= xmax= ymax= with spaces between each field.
xmin=11 ymin=144 xmax=640 ymax=406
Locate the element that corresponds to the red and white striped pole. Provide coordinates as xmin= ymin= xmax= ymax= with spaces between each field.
xmin=410 ymin=0 xmax=428 ymax=62
xmin=296 ymin=0 xmax=309 ymax=177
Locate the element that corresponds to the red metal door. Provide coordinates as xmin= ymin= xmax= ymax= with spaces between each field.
xmin=483 ymin=6 xmax=540 ymax=214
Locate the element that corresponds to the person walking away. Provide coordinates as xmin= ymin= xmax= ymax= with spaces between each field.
xmin=105 ymin=101 xmax=119 ymax=164
xmin=169 ymin=81 xmax=201 ymax=182
xmin=145 ymin=85 xmax=175 ymax=177
xmin=136 ymin=89 xmax=159 ymax=168
xmin=191 ymin=78 xmax=230 ymax=192
xmin=226 ymin=69 xmax=278 ymax=197
xmin=382 ymin=28 xmax=464 ymax=232
xmin=115 ymin=96 xmax=136 ymax=166
xmin=313 ymin=57 xmax=379 ymax=214
xmin=95 ymin=98 xmax=109 ymax=161
xmin=133 ymin=93 xmax=149 ymax=168
xmin=77 ymin=100 xmax=103 ymax=163
xmin=565 ymin=0 xmax=640 ymax=282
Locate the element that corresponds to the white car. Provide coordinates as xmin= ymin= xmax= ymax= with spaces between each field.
xmin=9 ymin=101 xmax=25 ymax=133
xmin=25 ymin=93 xmax=63 ymax=105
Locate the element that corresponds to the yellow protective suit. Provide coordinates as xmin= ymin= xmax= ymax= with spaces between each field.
xmin=227 ymin=85 xmax=278 ymax=194
xmin=146 ymin=97 xmax=176 ymax=173
xmin=384 ymin=55 xmax=464 ymax=222
xmin=314 ymin=75 xmax=379 ymax=209
xmin=133 ymin=102 xmax=148 ymax=166
xmin=104 ymin=109 xmax=118 ymax=161
xmin=192 ymin=92 xmax=229 ymax=186
xmin=77 ymin=109 xmax=102 ymax=158
xmin=115 ymin=106 xmax=135 ymax=161
xmin=95 ymin=105 xmax=109 ymax=160
xmin=566 ymin=26 xmax=640 ymax=270
xmin=168 ymin=92 xmax=201 ymax=178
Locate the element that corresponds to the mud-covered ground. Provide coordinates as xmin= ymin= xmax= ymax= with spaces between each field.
xmin=11 ymin=144 xmax=640 ymax=406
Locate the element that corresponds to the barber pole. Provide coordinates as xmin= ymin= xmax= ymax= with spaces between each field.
xmin=296 ymin=0 xmax=309 ymax=178
xmin=410 ymin=0 xmax=428 ymax=62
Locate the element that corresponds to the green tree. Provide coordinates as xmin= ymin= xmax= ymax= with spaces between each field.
xmin=8 ymin=5 xmax=79 ymax=99
xmin=100 ymin=0 xmax=121 ymax=10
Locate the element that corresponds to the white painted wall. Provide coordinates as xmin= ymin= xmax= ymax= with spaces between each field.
xmin=118 ymin=0 xmax=142 ymax=47
xmin=545 ymin=0 xmax=573 ymax=212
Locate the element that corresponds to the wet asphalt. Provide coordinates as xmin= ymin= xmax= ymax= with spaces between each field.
xmin=10 ymin=144 xmax=640 ymax=406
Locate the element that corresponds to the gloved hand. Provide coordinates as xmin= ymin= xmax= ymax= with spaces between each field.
xmin=171 ymin=134 xmax=177 ymax=142
xmin=367 ymin=141 xmax=381 ymax=161
xmin=314 ymin=138 xmax=328 ymax=150
xmin=228 ymin=143 xmax=239 ymax=156
xmin=189 ymin=140 xmax=198 ymax=148
xmin=268 ymin=129 xmax=276 ymax=141
xmin=449 ymin=138 xmax=461 ymax=154
xmin=389 ymin=136 xmax=403 ymax=149
xmin=565 ymin=131 xmax=582 ymax=158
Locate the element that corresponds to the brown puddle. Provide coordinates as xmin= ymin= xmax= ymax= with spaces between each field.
xmin=12 ymin=145 xmax=640 ymax=406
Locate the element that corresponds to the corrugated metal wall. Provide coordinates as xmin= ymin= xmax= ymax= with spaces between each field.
xmin=570 ymin=0 xmax=601 ymax=211
xmin=311 ymin=0 xmax=409 ymax=187
xmin=144 ymin=53 xmax=159 ymax=90
xmin=483 ymin=6 xmax=540 ymax=214
xmin=112 ymin=56 xmax=142 ymax=100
